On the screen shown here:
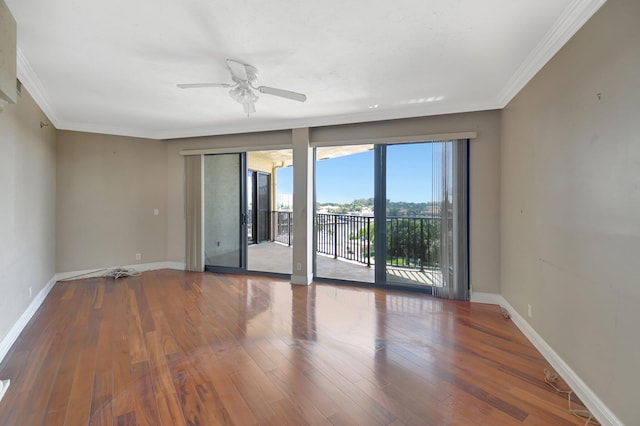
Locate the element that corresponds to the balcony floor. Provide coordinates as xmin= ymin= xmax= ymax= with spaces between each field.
xmin=248 ymin=241 xmax=441 ymax=286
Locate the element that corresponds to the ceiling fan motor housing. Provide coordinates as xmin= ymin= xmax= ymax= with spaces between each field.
xmin=230 ymin=62 xmax=258 ymax=84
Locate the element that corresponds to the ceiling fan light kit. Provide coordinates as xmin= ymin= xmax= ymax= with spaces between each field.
xmin=229 ymin=84 xmax=259 ymax=116
xmin=177 ymin=59 xmax=307 ymax=117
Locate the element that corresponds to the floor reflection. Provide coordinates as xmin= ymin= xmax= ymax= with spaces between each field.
xmin=0 ymin=270 xmax=581 ymax=425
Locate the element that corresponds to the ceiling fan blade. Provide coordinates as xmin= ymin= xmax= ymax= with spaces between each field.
xmin=226 ymin=59 xmax=249 ymax=81
xmin=257 ymin=86 xmax=307 ymax=102
xmin=176 ymin=83 xmax=231 ymax=89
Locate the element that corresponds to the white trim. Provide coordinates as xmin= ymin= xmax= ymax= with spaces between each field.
xmin=310 ymin=132 xmax=477 ymax=148
xmin=16 ymin=48 xmax=61 ymax=127
xmin=55 ymin=268 xmax=110 ymax=281
xmin=179 ymin=144 xmax=291 ymax=156
xmin=470 ymin=292 xmax=622 ymax=426
xmin=177 ymin=133 xmax=478 ymax=156
xmin=291 ymin=273 xmax=313 ymax=286
xmin=0 ymin=379 xmax=9 ymax=403
xmin=496 ymin=0 xmax=606 ymax=107
xmin=46 ymin=98 xmax=499 ymax=141
xmin=469 ymin=291 xmax=503 ymax=305
xmin=159 ymin=100 xmax=498 ymax=140
xmin=55 ymin=261 xmax=186 ymax=282
xmin=0 ymin=261 xmax=186 ymax=364
xmin=164 ymin=261 xmax=186 ymax=270
xmin=0 ymin=276 xmax=56 ymax=363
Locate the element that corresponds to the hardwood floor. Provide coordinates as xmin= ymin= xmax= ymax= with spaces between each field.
xmin=0 ymin=269 xmax=587 ymax=425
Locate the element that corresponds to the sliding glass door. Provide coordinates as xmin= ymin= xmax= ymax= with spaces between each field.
xmin=256 ymin=172 xmax=271 ymax=243
xmin=247 ymin=170 xmax=271 ymax=245
xmin=202 ymin=149 xmax=293 ymax=275
xmin=376 ymin=141 xmax=468 ymax=298
xmin=314 ymin=145 xmax=375 ymax=283
xmin=203 ymin=153 xmax=247 ymax=272
xmin=379 ymin=141 xmax=467 ymax=298
xmin=315 ymin=140 xmax=468 ymax=299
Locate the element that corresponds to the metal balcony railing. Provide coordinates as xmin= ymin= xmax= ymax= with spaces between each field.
xmin=273 ymin=211 xmax=441 ymax=271
xmin=385 ymin=216 xmax=441 ymax=271
xmin=316 ymin=213 xmax=373 ymax=267
xmin=274 ymin=211 xmax=293 ymax=246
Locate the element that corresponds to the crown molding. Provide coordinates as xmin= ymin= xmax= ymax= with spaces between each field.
xmin=58 ymin=99 xmax=498 ymax=141
xmin=16 ymin=48 xmax=61 ymax=127
xmin=18 ymin=1 xmax=604 ymax=141
xmin=159 ymin=100 xmax=500 ymax=140
xmin=496 ymin=0 xmax=606 ymax=107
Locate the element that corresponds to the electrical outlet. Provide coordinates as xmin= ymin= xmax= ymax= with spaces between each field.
xmin=28 ymin=287 xmax=32 ymax=299
xmin=527 ymin=304 xmax=532 ymax=318
xmin=296 ymin=262 xmax=302 ymax=271
xmin=135 ymin=253 xmax=141 ymax=261
xmin=153 ymin=209 xmax=159 ymax=216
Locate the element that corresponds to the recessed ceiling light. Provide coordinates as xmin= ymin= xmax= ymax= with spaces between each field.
xmin=394 ymin=96 xmax=445 ymax=106
xmin=368 ymin=104 xmax=379 ymax=109
xmin=402 ymin=96 xmax=446 ymax=104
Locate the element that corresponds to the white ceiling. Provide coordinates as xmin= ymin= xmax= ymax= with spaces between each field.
xmin=6 ymin=0 xmax=605 ymax=140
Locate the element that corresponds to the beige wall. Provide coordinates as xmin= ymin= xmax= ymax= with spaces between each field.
xmin=56 ymin=131 xmax=168 ymax=272
xmin=0 ymin=88 xmax=56 ymax=341
xmin=500 ymin=0 xmax=639 ymax=423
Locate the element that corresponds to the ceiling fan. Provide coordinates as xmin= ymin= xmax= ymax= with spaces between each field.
xmin=177 ymin=59 xmax=307 ymax=116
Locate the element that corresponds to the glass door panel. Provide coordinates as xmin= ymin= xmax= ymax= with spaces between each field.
xmin=312 ymin=141 xmax=467 ymax=297
xmin=246 ymin=149 xmax=293 ymax=275
xmin=247 ymin=170 xmax=254 ymax=244
xmin=204 ymin=153 xmax=245 ymax=270
xmin=314 ymin=145 xmax=375 ymax=283
xmin=384 ymin=142 xmax=447 ymax=287
xmin=256 ymin=172 xmax=270 ymax=243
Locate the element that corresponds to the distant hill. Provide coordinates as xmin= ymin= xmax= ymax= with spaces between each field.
xmin=317 ymin=197 xmax=441 ymax=217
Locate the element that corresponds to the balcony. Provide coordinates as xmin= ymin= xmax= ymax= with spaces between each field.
xmin=247 ymin=212 xmax=443 ymax=286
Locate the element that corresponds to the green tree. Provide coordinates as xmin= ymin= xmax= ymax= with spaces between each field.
xmin=386 ymin=218 xmax=441 ymax=268
xmin=352 ymin=218 xmax=441 ymax=268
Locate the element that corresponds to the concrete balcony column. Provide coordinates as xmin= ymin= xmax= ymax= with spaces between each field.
xmin=291 ymin=127 xmax=314 ymax=285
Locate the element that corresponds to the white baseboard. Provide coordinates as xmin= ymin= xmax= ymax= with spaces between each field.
xmin=55 ymin=261 xmax=186 ymax=282
xmin=0 ymin=276 xmax=56 ymax=363
xmin=0 ymin=379 xmax=9 ymax=403
xmin=0 ymin=261 xmax=187 ymax=368
xmin=470 ymin=291 xmax=504 ymax=305
xmin=164 ymin=261 xmax=186 ymax=270
xmin=291 ymin=273 xmax=313 ymax=285
xmin=470 ymin=292 xmax=622 ymax=426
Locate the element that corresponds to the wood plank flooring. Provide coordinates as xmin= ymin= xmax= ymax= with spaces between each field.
xmin=0 ymin=269 xmax=588 ymax=425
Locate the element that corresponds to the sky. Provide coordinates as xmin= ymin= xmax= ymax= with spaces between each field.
xmin=276 ymin=143 xmax=438 ymax=204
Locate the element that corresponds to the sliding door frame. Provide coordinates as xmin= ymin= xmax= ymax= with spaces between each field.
xmin=203 ymin=152 xmax=248 ymax=274
xmin=314 ymin=140 xmax=470 ymax=297
xmin=374 ymin=144 xmax=387 ymax=285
